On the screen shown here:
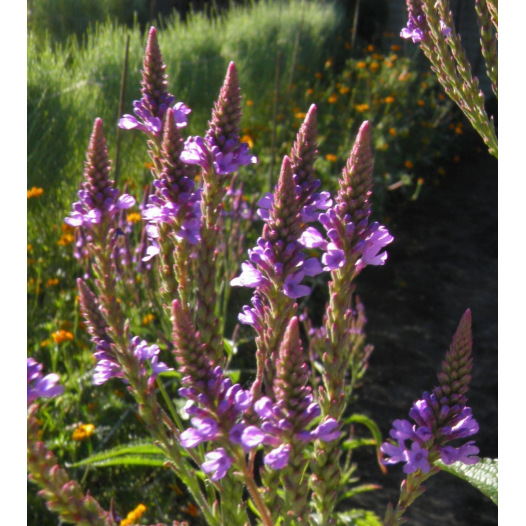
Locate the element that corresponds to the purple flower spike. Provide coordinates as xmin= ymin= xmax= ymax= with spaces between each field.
xmin=381 ymin=310 xmax=479 ymax=474
xmin=201 ymin=448 xmax=232 ymax=481
xmin=118 ymin=27 xmax=190 ymax=138
xmin=65 ymin=119 xmax=135 ymax=230
xmin=27 ymin=358 xmax=64 ymax=406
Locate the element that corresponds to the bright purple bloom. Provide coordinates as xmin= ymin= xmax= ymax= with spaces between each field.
xmin=400 ymin=16 xmax=425 ymax=43
xmin=230 ymin=262 xmax=265 ymax=288
xmin=181 ymin=134 xmax=256 ymax=176
xmin=27 ymin=358 xmax=64 ymax=406
xmin=201 ymin=448 xmax=232 ymax=481
xmin=264 ymin=443 xmax=291 ymax=470
xmin=355 ymin=223 xmax=394 ymax=272
xmin=404 ymin=442 xmax=431 ymax=474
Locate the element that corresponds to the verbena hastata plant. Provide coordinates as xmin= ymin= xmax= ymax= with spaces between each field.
xmin=400 ymin=0 xmax=498 ymax=158
xmin=27 ymin=27 xmax=496 ymax=526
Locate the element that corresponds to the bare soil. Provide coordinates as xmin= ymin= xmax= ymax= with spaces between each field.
xmin=349 ymin=139 xmax=498 ymax=525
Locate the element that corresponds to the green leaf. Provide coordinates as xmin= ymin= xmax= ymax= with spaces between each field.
xmin=435 ymin=457 xmax=498 ymax=505
xmin=70 ymin=455 xmax=166 ymax=468
xmin=333 ymin=508 xmax=383 ymax=526
xmin=67 ymin=441 xmax=165 ymax=468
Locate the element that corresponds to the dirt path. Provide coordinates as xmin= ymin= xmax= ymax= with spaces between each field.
xmin=350 ymin=141 xmax=498 ymax=524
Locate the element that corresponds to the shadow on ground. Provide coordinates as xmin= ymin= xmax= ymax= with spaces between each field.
xmin=348 ymin=138 xmax=497 ymax=525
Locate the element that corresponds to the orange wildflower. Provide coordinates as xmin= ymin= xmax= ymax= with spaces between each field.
xmin=355 ymin=103 xmax=370 ymax=113
xmin=404 ymin=160 xmax=414 ymax=170
xmin=356 ymin=61 xmax=367 ymax=69
xmin=328 ymin=94 xmax=338 ymax=103
xmin=27 ymin=187 xmax=44 ymax=199
xmin=325 ymin=154 xmax=338 ymax=162
xmin=339 ymin=86 xmax=350 ymax=94
xmin=384 ymin=96 xmax=395 ymax=104
xmin=72 ymin=423 xmax=95 ymax=442
xmin=52 ymin=330 xmax=74 ymax=344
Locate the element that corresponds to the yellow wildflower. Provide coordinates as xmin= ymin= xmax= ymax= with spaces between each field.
xmin=72 ymin=423 xmax=95 ymax=441
xmin=52 ymin=330 xmax=74 ymax=344
xmin=339 ymin=86 xmax=350 ymax=95
xmin=325 ymin=154 xmax=338 ymax=162
xmin=241 ymin=133 xmax=254 ymax=149
xmin=404 ymin=160 xmax=414 ymax=170
xmin=143 ymin=162 xmax=154 ymax=170
xmin=325 ymin=58 xmax=333 ymax=68
xmin=355 ymin=104 xmax=370 ymax=113
xmin=246 ymin=100 xmax=253 ymax=107
xmin=27 ymin=187 xmax=44 ymax=199
xmin=142 ymin=313 xmax=155 ymax=325
xmin=384 ymin=96 xmax=395 ymax=104
xmin=370 ymin=61 xmax=380 ymax=72
xmin=57 ymin=233 xmax=75 ymax=246
xmin=126 ymin=212 xmax=142 ymax=224
xmin=120 ymin=504 xmax=147 ymax=526
xmin=328 ymin=94 xmax=338 ymax=104
xmin=356 ymin=61 xmax=367 ymax=69
xmin=294 ymin=112 xmax=306 ymax=119
xmin=46 ymin=278 xmax=59 ymax=287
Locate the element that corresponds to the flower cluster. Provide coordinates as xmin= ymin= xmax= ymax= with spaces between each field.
xmin=180 ymin=62 xmax=257 ymax=176
xmin=118 ymin=27 xmax=190 ymax=138
xmin=94 ymin=336 xmax=171 ymax=387
xmin=27 ymin=358 xmax=64 ymax=406
xmin=381 ymin=309 xmax=479 ymax=474
xmin=65 ymin=119 xmax=135 ymax=230
xmin=400 ymin=1 xmax=451 ymax=43
xmin=141 ymin=107 xmax=202 ymax=258
xmin=241 ymin=396 xmax=340 ymax=469
xmin=381 ymin=393 xmax=479 ymax=474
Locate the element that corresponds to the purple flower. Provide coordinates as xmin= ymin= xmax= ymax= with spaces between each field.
xmin=27 ymin=358 xmax=64 ymax=406
xmin=404 ymin=442 xmax=431 ymax=474
xmin=400 ymin=17 xmax=425 ymax=43
xmin=355 ymin=222 xmax=394 ymax=272
xmin=201 ymin=448 xmax=232 ymax=481
xmin=181 ymin=134 xmax=256 ymax=176
xmin=380 ymin=441 xmax=408 ymax=465
xmin=180 ymin=417 xmax=219 ymax=447
xmin=310 ymin=418 xmax=341 ymax=442
xmin=230 ymin=262 xmax=265 ymax=288
xmin=118 ymin=96 xmax=190 ymax=137
xmin=264 ymin=443 xmax=291 ymax=470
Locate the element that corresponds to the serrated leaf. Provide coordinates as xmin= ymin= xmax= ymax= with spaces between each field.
xmin=67 ymin=441 xmax=164 ymax=468
xmin=435 ymin=457 xmax=498 ymax=505
xmin=70 ymin=455 xmax=166 ymax=468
